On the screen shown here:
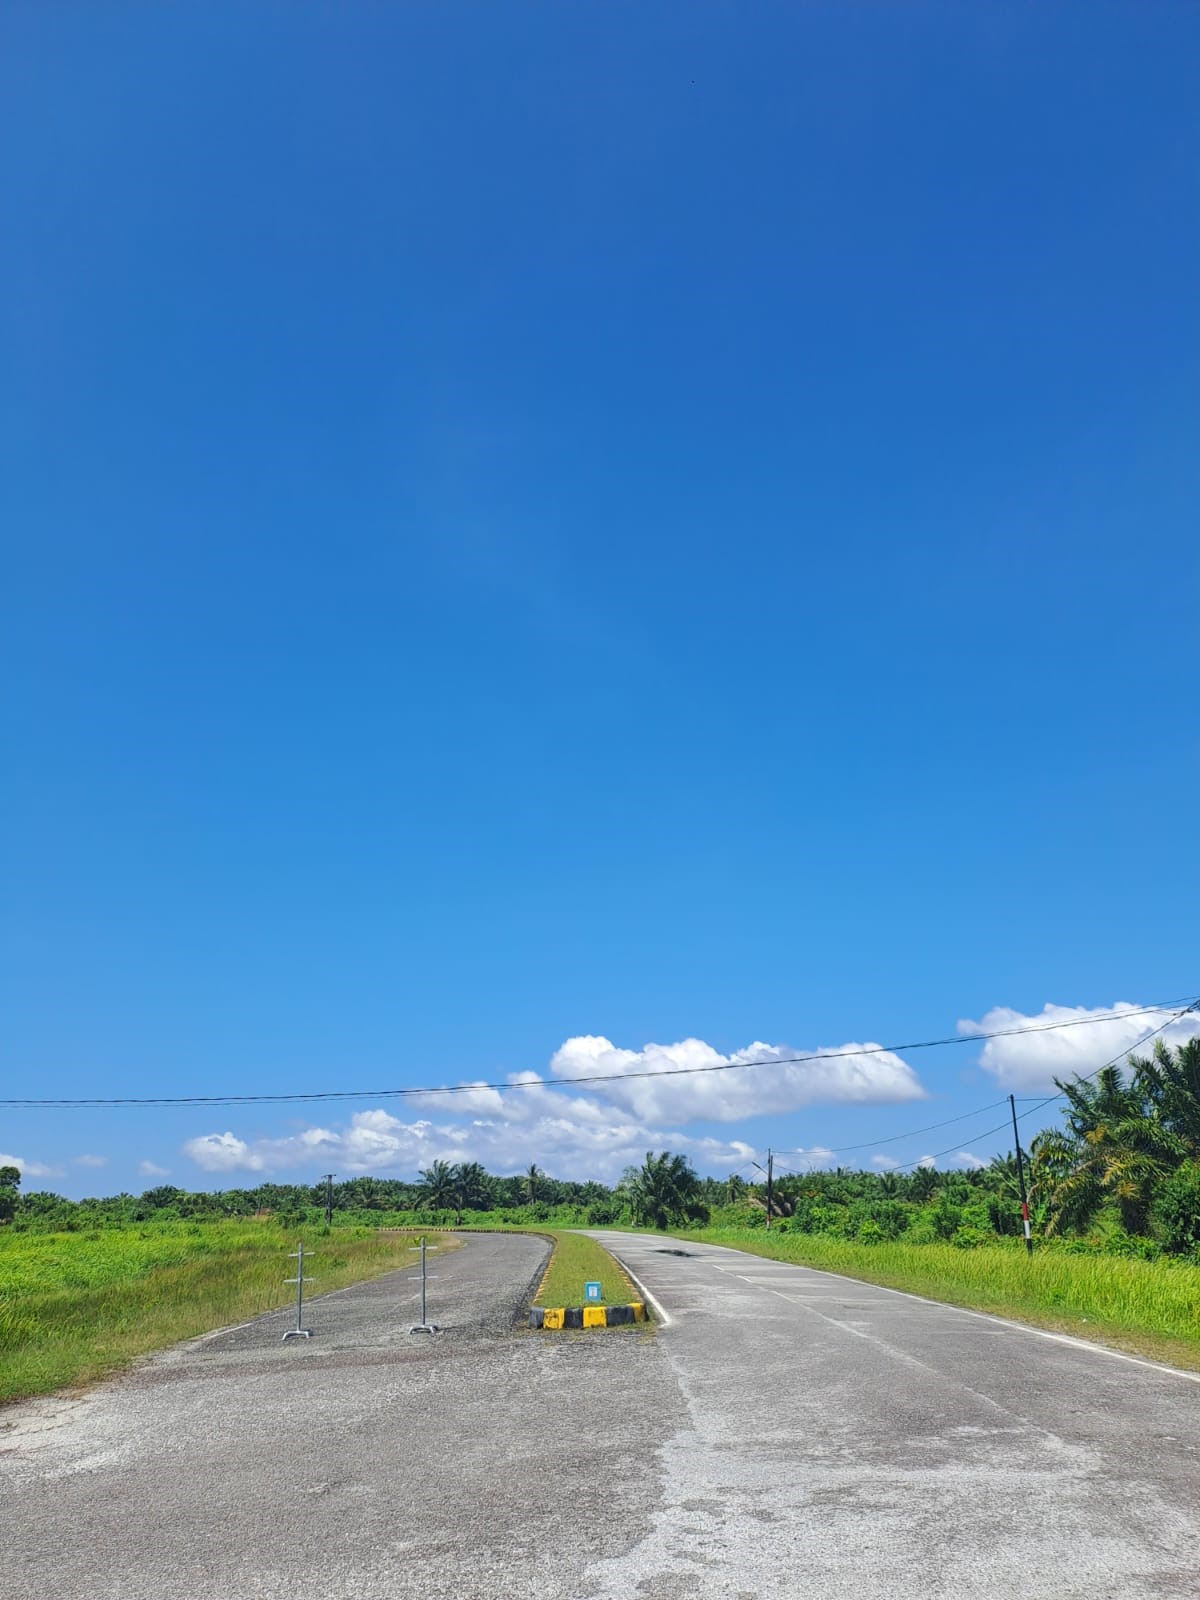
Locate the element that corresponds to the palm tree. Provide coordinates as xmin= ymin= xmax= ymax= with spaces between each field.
xmin=417 ymin=1160 xmax=458 ymax=1217
xmin=908 ymin=1165 xmax=939 ymax=1203
xmin=523 ymin=1164 xmax=543 ymax=1205
xmin=1132 ymin=1036 xmax=1200 ymax=1153
xmin=726 ymin=1172 xmax=747 ymax=1204
xmin=621 ymin=1151 xmax=707 ymax=1230
xmin=454 ymin=1162 xmax=492 ymax=1219
xmin=1032 ymin=1063 xmax=1178 ymax=1236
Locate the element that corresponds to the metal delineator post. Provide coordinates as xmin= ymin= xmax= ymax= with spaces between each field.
xmin=283 ymin=1242 xmax=314 ymax=1341
xmin=408 ymin=1235 xmax=439 ymax=1335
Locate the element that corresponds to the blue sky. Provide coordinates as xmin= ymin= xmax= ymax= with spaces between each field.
xmin=2 ymin=2 xmax=1197 ymax=1197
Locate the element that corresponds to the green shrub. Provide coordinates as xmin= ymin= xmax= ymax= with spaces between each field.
xmin=1103 ymin=1229 xmax=1163 ymax=1262
xmin=710 ymin=1201 xmax=767 ymax=1230
xmin=1156 ymin=1161 xmax=1200 ymax=1257
xmin=846 ymin=1200 xmax=910 ymax=1241
xmin=950 ymin=1225 xmax=988 ymax=1249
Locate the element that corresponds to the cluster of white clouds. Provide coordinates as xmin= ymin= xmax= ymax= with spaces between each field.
xmin=0 ymin=1152 xmax=107 ymax=1180
xmin=183 ymin=1093 xmax=756 ymax=1184
xmin=958 ymin=1001 xmax=1200 ymax=1093
xmin=18 ymin=1003 xmax=1191 ymax=1188
xmin=545 ymin=1035 xmax=925 ymax=1123
xmin=179 ymin=1007 xmax=1198 ymax=1181
xmin=183 ymin=1032 xmax=925 ymax=1181
xmin=0 ymin=1151 xmax=59 ymax=1179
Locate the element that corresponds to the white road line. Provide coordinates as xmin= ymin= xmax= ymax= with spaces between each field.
xmin=594 ymin=1244 xmax=672 ymax=1327
xmin=695 ymin=1252 xmax=1200 ymax=1384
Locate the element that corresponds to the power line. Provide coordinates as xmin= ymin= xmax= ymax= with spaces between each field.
xmin=744 ymin=999 xmax=1197 ymax=1177
xmin=2 ymin=997 xmax=1194 ymax=1109
xmin=1007 ymin=1002 xmax=1197 ymax=1126
xmin=772 ymin=1097 xmax=1013 ymax=1158
xmin=888 ymin=1003 xmax=1194 ymax=1174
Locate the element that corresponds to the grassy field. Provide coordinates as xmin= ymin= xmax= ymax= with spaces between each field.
xmin=0 ymin=1220 xmax=450 ymax=1404
xmin=670 ymin=1227 xmax=1200 ymax=1370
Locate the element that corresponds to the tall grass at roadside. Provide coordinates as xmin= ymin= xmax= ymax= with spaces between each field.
xmin=0 ymin=1220 xmax=445 ymax=1404
xmin=672 ymin=1227 xmax=1200 ymax=1367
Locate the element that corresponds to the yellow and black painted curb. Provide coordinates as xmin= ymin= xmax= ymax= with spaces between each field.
xmin=529 ymin=1302 xmax=646 ymax=1330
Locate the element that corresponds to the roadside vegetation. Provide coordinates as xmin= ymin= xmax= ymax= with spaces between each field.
xmin=669 ymin=1228 xmax=1200 ymax=1370
xmin=0 ymin=1220 xmax=444 ymax=1404
xmin=4 ymin=1038 xmax=1198 ymax=1373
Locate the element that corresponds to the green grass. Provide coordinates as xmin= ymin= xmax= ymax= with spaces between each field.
xmin=669 ymin=1227 xmax=1200 ymax=1370
xmin=0 ymin=1220 xmax=453 ymax=1404
xmin=526 ymin=1230 xmax=638 ymax=1309
xmin=446 ymin=1219 xmax=639 ymax=1310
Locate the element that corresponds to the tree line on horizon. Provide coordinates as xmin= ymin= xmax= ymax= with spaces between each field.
xmin=4 ymin=1039 xmax=1198 ymax=1257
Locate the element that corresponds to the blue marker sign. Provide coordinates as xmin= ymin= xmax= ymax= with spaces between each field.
xmin=584 ymin=1280 xmax=603 ymax=1303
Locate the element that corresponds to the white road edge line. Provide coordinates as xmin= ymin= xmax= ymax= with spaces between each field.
xmin=709 ymin=1251 xmax=1200 ymax=1384
xmin=596 ymin=1245 xmax=672 ymax=1328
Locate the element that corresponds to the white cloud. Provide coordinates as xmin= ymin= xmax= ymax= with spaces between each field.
xmin=0 ymin=1151 xmax=59 ymax=1179
xmin=917 ymin=1155 xmax=936 ymax=1169
xmin=73 ymin=1153 xmax=108 ymax=1168
xmin=546 ymin=1035 xmax=927 ymax=1123
xmin=960 ymin=1002 xmax=1200 ymax=1093
xmin=178 ymin=1031 xmax=929 ymax=1184
xmin=182 ymin=1093 xmax=756 ymax=1183
xmin=182 ymin=1132 xmax=266 ymax=1173
xmin=871 ymin=1154 xmax=900 ymax=1170
xmin=139 ymin=1160 xmax=171 ymax=1179
xmin=955 ymin=1151 xmax=987 ymax=1170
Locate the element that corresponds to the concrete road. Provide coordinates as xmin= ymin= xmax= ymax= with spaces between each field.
xmin=3 ymin=1228 xmax=1198 ymax=1599
xmin=586 ymin=1230 xmax=1200 ymax=1599
xmin=0 ymin=1231 xmax=681 ymax=1600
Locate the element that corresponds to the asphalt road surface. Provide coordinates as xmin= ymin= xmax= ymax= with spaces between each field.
xmin=2 ymin=1229 xmax=1198 ymax=1599
xmin=586 ymin=1230 xmax=1200 ymax=1599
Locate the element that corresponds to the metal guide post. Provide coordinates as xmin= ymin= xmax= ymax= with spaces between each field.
xmin=408 ymin=1234 xmax=439 ymax=1335
xmin=282 ymin=1242 xmax=314 ymax=1340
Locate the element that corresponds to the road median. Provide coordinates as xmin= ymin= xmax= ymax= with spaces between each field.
xmin=527 ymin=1229 xmax=648 ymax=1331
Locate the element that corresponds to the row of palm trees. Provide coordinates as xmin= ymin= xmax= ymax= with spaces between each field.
xmin=416 ymin=1159 xmax=547 ymax=1223
xmin=1030 ymin=1036 xmax=1200 ymax=1238
xmin=413 ymin=1151 xmax=710 ymax=1229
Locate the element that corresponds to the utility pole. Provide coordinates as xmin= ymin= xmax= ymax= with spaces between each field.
xmin=1009 ymin=1095 xmax=1033 ymax=1255
xmin=752 ymin=1150 xmax=775 ymax=1230
xmin=321 ymin=1173 xmax=335 ymax=1229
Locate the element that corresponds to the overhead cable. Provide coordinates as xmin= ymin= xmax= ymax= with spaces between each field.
xmin=2 ymin=997 xmax=1194 ymax=1109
